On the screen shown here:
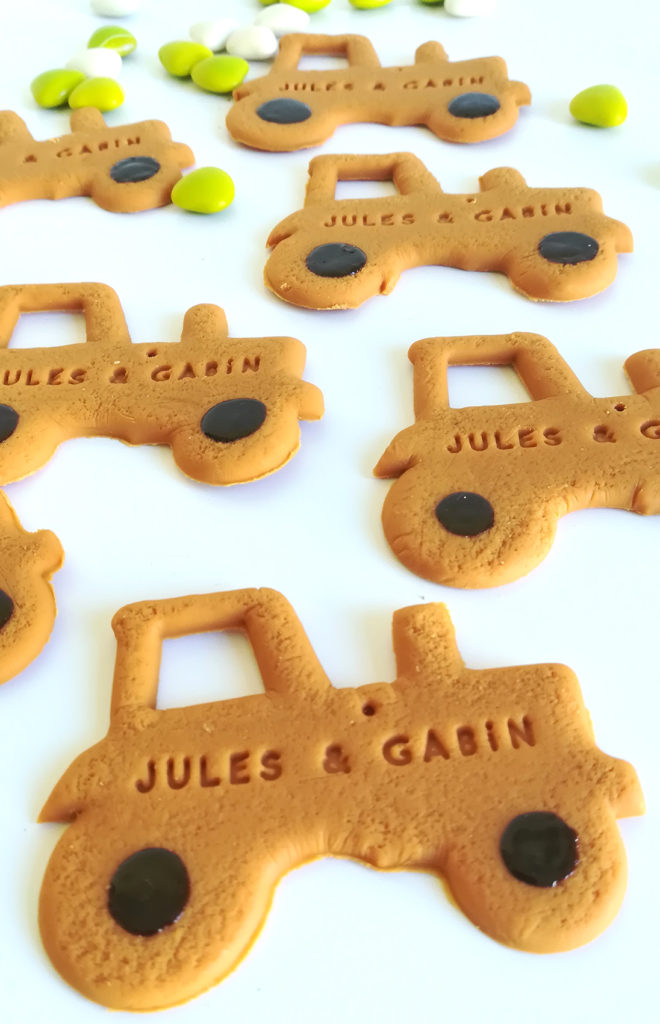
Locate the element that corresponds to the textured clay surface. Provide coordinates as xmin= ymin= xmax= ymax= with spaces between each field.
xmin=39 ymin=588 xmax=642 ymax=1010
xmin=0 ymin=492 xmax=62 ymax=685
xmin=0 ymin=282 xmax=323 ymax=485
xmin=375 ymin=331 xmax=660 ymax=587
xmin=0 ymin=108 xmax=194 ymax=212
xmin=227 ymin=35 xmax=530 ymax=151
xmin=264 ymin=154 xmax=632 ymax=308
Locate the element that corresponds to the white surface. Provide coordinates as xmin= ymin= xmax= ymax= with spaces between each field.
xmin=1 ymin=0 xmax=658 ymax=1021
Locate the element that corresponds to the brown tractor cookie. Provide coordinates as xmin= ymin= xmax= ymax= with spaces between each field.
xmin=375 ymin=332 xmax=660 ymax=587
xmin=264 ymin=154 xmax=632 ymax=308
xmin=0 ymin=283 xmax=323 ymax=485
xmin=39 ymin=588 xmax=643 ymax=1010
xmin=0 ymin=108 xmax=194 ymax=212
xmin=227 ymin=34 xmax=530 ymax=151
xmin=0 ymin=491 xmax=62 ymax=685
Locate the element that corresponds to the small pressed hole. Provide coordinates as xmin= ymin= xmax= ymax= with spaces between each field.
xmin=146 ymin=348 xmax=158 ymax=357
xmin=614 ymin=403 xmax=625 ymax=411
xmin=362 ymin=703 xmax=376 ymax=716
xmin=466 ymin=197 xmax=477 ymax=204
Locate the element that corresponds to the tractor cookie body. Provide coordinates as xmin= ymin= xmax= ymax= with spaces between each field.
xmin=375 ymin=332 xmax=660 ymax=587
xmin=265 ymin=155 xmax=632 ymax=308
xmin=227 ymin=35 xmax=530 ymax=151
xmin=0 ymin=284 xmax=323 ymax=485
xmin=39 ymin=589 xmax=642 ymax=1011
xmin=0 ymin=109 xmax=193 ymax=212
xmin=0 ymin=492 xmax=61 ymax=685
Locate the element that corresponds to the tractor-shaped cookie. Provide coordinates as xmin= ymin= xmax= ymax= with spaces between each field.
xmin=375 ymin=332 xmax=660 ymax=587
xmin=264 ymin=154 xmax=632 ymax=307
xmin=39 ymin=588 xmax=642 ymax=1011
xmin=0 ymin=283 xmax=322 ymax=485
xmin=227 ymin=35 xmax=530 ymax=150
xmin=0 ymin=108 xmax=193 ymax=212
xmin=0 ymin=492 xmax=61 ymax=685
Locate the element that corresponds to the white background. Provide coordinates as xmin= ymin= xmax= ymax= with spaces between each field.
xmin=0 ymin=0 xmax=658 ymax=1021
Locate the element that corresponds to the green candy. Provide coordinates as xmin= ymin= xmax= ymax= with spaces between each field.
xmin=259 ymin=0 xmax=330 ymax=9
xmin=418 ymin=0 xmax=445 ymax=4
xmin=88 ymin=26 xmax=137 ymax=57
xmin=30 ymin=69 xmax=86 ymax=109
xmin=68 ymin=77 xmax=124 ymax=112
xmin=349 ymin=0 xmax=393 ymax=7
xmin=171 ymin=167 xmax=235 ymax=214
xmin=569 ymin=85 xmax=627 ymax=127
xmin=191 ymin=56 xmax=249 ymax=94
xmin=159 ymin=41 xmax=212 ymax=78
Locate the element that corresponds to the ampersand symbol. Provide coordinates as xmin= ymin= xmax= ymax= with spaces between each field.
xmin=322 ymin=744 xmax=351 ymax=774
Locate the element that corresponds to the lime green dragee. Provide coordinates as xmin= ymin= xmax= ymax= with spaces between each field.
xmin=88 ymin=25 xmax=137 ymax=56
xmin=259 ymin=0 xmax=331 ymax=9
xmin=191 ymin=56 xmax=249 ymax=94
xmin=569 ymin=85 xmax=627 ymax=127
xmin=159 ymin=41 xmax=213 ymax=78
xmin=31 ymin=69 xmax=86 ymax=108
xmin=349 ymin=0 xmax=394 ymax=7
xmin=171 ymin=168 xmax=235 ymax=214
xmin=68 ymin=77 xmax=125 ymax=111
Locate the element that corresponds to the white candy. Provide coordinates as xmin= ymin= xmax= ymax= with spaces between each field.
xmin=254 ymin=4 xmax=310 ymax=37
xmin=66 ymin=47 xmax=123 ymax=80
xmin=189 ymin=19 xmax=239 ymax=52
xmin=444 ymin=0 xmax=496 ymax=14
xmin=226 ymin=26 xmax=278 ymax=61
xmin=90 ymin=0 xmax=141 ymax=14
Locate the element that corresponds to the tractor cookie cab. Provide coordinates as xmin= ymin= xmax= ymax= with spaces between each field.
xmin=0 ymin=108 xmax=193 ymax=212
xmin=375 ymin=332 xmax=660 ymax=587
xmin=264 ymin=153 xmax=632 ymax=308
xmin=0 ymin=492 xmax=61 ymax=685
xmin=0 ymin=283 xmax=322 ymax=485
xmin=227 ymin=34 xmax=530 ymax=150
xmin=39 ymin=588 xmax=642 ymax=1011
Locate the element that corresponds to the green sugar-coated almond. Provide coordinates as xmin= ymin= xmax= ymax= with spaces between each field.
xmin=171 ymin=167 xmax=235 ymax=214
xmin=159 ymin=41 xmax=212 ymax=78
xmin=31 ymin=69 xmax=86 ymax=108
xmin=88 ymin=25 xmax=137 ymax=56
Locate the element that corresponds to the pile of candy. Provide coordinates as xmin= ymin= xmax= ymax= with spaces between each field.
xmin=158 ymin=5 xmax=313 ymax=94
xmin=31 ymin=26 xmax=136 ymax=110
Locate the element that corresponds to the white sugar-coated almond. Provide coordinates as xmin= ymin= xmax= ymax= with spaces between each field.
xmin=226 ymin=26 xmax=278 ymax=61
xmin=189 ymin=19 xmax=239 ymax=52
xmin=254 ymin=4 xmax=310 ymax=36
xmin=66 ymin=47 xmax=122 ymax=80
xmin=90 ymin=0 xmax=141 ymax=14
xmin=444 ymin=0 xmax=496 ymax=14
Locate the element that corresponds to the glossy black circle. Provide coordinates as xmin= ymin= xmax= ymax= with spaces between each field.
xmin=110 ymin=156 xmax=161 ymax=184
xmin=538 ymin=231 xmax=599 ymax=265
xmin=201 ymin=398 xmax=267 ymax=443
xmin=257 ymin=98 xmax=313 ymax=124
xmin=306 ymin=243 xmax=367 ymax=278
xmin=500 ymin=812 xmax=578 ymax=888
xmin=108 ymin=847 xmax=190 ymax=936
xmin=0 ymin=589 xmax=14 ymax=630
xmin=0 ymin=404 xmax=18 ymax=443
xmin=448 ymin=92 xmax=501 ymax=118
xmin=434 ymin=491 xmax=495 ymax=536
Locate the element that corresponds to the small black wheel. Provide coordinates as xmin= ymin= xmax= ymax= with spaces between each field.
xmin=200 ymin=398 xmax=267 ymax=443
xmin=257 ymin=98 xmax=312 ymax=124
xmin=0 ymin=404 xmax=19 ymax=443
xmin=0 ymin=589 xmax=14 ymax=630
xmin=110 ymin=156 xmax=161 ymax=184
xmin=448 ymin=92 xmax=501 ymax=118
xmin=305 ymin=243 xmax=367 ymax=278
xmin=500 ymin=811 xmax=578 ymax=887
xmin=434 ymin=491 xmax=495 ymax=536
xmin=538 ymin=231 xmax=599 ymax=265
xmin=108 ymin=847 xmax=190 ymax=936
